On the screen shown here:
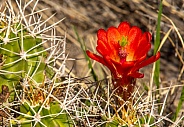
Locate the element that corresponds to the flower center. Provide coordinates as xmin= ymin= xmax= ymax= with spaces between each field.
xmin=119 ymin=36 xmax=128 ymax=47
xmin=118 ymin=36 xmax=128 ymax=62
xmin=118 ymin=48 xmax=127 ymax=62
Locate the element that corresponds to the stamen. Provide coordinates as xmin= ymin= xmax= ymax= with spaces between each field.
xmin=118 ymin=48 xmax=127 ymax=62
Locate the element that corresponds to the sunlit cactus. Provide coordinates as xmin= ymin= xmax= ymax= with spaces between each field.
xmin=0 ymin=1 xmax=72 ymax=126
xmin=11 ymin=102 xmax=73 ymax=127
xmin=0 ymin=23 xmax=51 ymax=92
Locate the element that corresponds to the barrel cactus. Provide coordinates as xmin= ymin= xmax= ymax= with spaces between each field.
xmin=0 ymin=1 xmax=73 ymax=126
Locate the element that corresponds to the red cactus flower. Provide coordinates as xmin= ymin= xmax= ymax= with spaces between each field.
xmin=86 ymin=21 xmax=160 ymax=100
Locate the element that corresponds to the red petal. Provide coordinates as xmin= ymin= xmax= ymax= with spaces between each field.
xmin=97 ymin=29 xmax=108 ymax=43
xmin=126 ymin=27 xmax=142 ymax=61
xmin=129 ymin=72 xmax=144 ymax=78
xmin=107 ymin=27 xmax=120 ymax=46
xmin=120 ymin=61 xmax=135 ymax=70
xmin=136 ymin=54 xmax=147 ymax=63
xmin=104 ymin=56 xmax=121 ymax=78
xmin=127 ymin=26 xmax=142 ymax=48
xmin=86 ymin=50 xmax=106 ymax=65
xmin=134 ymin=43 xmax=151 ymax=60
xmin=137 ymin=32 xmax=151 ymax=48
xmin=97 ymin=40 xmax=110 ymax=56
xmin=117 ymin=21 xmax=131 ymax=37
xmin=145 ymin=32 xmax=152 ymax=42
xmin=111 ymin=59 xmax=128 ymax=71
xmin=111 ymin=59 xmax=136 ymax=77
xmin=134 ymin=52 xmax=161 ymax=71
xmin=96 ymin=46 xmax=106 ymax=56
xmin=133 ymin=32 xmax=151 ymax=60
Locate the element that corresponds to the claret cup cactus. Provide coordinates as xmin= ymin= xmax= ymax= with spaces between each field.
xmin=1 ymin=0 xmax=180 ymax=127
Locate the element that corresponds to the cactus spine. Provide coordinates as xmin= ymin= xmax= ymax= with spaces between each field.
xmin=0 ymin=1 xmax=72 ymax=126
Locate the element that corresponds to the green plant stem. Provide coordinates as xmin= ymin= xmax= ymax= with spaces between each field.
xmin=73 ymin=26 xmax=98 ymax=81
xmin=154 ymin=0 xmax=162 ymax=113
xmin=172 ymin=85 xmax=184 ymax=121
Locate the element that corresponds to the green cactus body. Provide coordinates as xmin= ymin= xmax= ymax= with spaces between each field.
xmin=0 ymin=23 xmax=52 ymax=93
xmin=0 ymin=19 xmax=73 ymax=126
xmin=11 ymin=102 xmax=73 ymax=127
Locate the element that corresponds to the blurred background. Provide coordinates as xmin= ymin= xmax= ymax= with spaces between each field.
xmin=2 ymin=0 xmax=181 ymax=86
xmin=9 ymin=0 xmax=183 ymax=81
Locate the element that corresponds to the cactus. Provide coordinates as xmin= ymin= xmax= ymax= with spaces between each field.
xmin=11 ymin=102 xmax=73 ymax=127
xmin=0 ymin=23 xmax=50 ymax=92
xmin=0 ymin=1 xmax=73 ymax=126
